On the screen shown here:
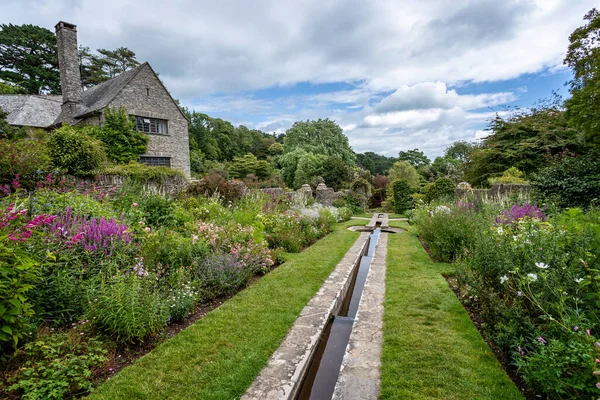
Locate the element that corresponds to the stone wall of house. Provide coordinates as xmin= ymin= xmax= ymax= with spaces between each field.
xmin=106 ymin=64 xmax=191 ymax=178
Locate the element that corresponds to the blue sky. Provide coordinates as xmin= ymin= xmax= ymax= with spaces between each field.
xmin=2 ymin=0 xmax=595 ymax=159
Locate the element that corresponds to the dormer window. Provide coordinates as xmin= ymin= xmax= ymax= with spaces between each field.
xmin=134 ymin=116 xmax=168 ymax=135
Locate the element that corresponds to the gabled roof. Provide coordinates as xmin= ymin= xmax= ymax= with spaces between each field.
xmin=1 ymin=61 xmax=188 ymax=128
xmin=77 ymin=62 xmax=147 ymax=117
xmin=0 ymin=95 xmax=62 ymax=128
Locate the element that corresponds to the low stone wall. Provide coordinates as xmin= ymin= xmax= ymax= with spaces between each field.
xmin=457 ymin=184 xmax=530 ymax=201
xmin=74 ymin=174 xmax=188 ymax=197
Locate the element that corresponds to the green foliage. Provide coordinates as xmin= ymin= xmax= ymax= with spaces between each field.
xmin=283 ymin=119 xmax=356 ymax=167
xmin=0 ymin=81 xmax=23 ymax=95
xmin=488 ymin=167 xmax=528 ymax=185
xmin=87 ymin=108 xmax=148 ymax=164
xmin=445 ymin=140 xmax=477 ymax=162
xmin=267 ymin=142 xmax=284 ymax=156
xmin=356 ymin=151 xmax=396 ymax=175
xmin=425 ymin=176 xmax=456 ymax=202
xmin=412 ymin=203 xmax=486 ymax=262
xmin=398 ymin=148 xmax=430 ymax=168
xmin=0 ymin=24 xmax=60 ymax=94
xmin=392 ymin=179 xmax=413 ymax=214
xmin=0 ymin=237 xmax=39 ymax=354
xmin=0 ymin=138 xmax=50 ymax=187
xmin=227 ymin=153 xmax=272 ymax=180
xmin=80 ymin=46 xmax=140 ymax=88
xmin=0 ymin=108 xmax=26 ymax=140
xmin=279 ymin=148 xmax=327 ymax=189
xmin=420 ymin=155 xmax=464 ymax=183
xmin=531 ymin=152 xmax=600 ymax=208
xmin=466 ymin=103 xmax=582 ymax=187
xmin=321 ymin=156 xmax=353 ymax=191
xmin=388 ymin=160 xmax=421 ymax=189
xmin=87 ymin=271 xmax=169 ymax=344
xmin=47 ymin=125 xmax=106 ymax=177
xmin=99 ymin=162 xmax=184 ymax=181
xmin=564 ymin=8 xmax=600 ymax=148
xmin=7 ymin=333 xmax=107 ymax=400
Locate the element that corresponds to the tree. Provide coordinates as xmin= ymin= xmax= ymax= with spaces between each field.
xmin=564 ymin=8 xmax=600 ymax=147
xmin=321 ymin=156 xmax=353 ymax=191
xmin=388 ymin=160 xmax=420 ymax=189
xmin=465 ymin=102 xmax=582 ymax=187
xmin=391 ymin=179 xmax=414 ymax=214
xmin=0 ymin=108 xmax=26 ymax=140
xmin=80 ymin=46 xmax=140 ymax=87
xmin=284 ymin=119 xmax=356 ymax=167
xmin=0 ymin=24 xmax=60 ymax=94
xmin=227 ymin=153 xmax=272 ymax=180
xmin=398 ymin=149 xmax=430 ymax=168
xmin=47 ymin=125 xmax=106 ymax=176
xmin=445 ymin=141 xmax=476 ymax=163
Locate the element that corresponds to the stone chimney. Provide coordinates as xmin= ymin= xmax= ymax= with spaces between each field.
xmin=55 ymin=21 xmax=82 ymax=122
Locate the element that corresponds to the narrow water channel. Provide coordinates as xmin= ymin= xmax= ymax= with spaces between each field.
xmin=296 ymin=228 xmax=381 ymax=400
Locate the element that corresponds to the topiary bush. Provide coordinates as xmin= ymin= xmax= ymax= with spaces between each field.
xmin=392 ymin=179 xmax=413 ymax=214
xmin=47 ymin=125 xmax=105 ymax=176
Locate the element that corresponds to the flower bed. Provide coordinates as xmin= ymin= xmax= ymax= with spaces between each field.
xmin=412 ymin=198 xmax=600 ymax=398
xmin=0 ymin=179 xmax=347 ymax=399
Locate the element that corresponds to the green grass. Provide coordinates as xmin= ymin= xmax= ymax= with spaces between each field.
xmin=89 ymin=221 xmax=360 ymax=400
xmin=380 ymin=231 xmax=523 ymax=399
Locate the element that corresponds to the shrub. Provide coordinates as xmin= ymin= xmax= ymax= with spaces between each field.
xmin=0 ymin=139 xmax=50 ymax=189
xmin=99 ymin=162 xmax=184 ymax=181
xmin=227 ymin=153 xmax=272 ymax=180
xmin=426 ymin=176 xmax=456 ymax=202
xmin=488 ymin=167 xmax=528 ymax=185
xmin=87 ymin=271 xmax=169 ymax=344
xmin=531 ymin=152 xmax=600 ymax=208
xmin=7 ymin=333 xmax=107 ymax=400
xmin=189 ymin=170 xmax=246 ymax=202
xmin=47 ymin=125 xmax=105 ymax=176
xmin=392 ymin=179 xmax=413 ymax=214
xmin=192 ymin=252 xmax=254 ymax=300
xmin=87 ymin=107 xmax=148 ymax=164
xmin=412 ymin=202 xmax=486 ymax=262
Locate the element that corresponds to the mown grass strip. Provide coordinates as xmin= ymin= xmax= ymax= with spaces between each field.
xmin=380 ymin=230 xmax=523 ymax=399
xmin=89 ymin=221 xmax=360 ymax=400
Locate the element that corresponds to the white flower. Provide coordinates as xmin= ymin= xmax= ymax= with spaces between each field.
xmin=500 ymin=275 xmax=508 ymax=284
xmin=527 ymin=273 xmax=538 ymax=282
xmin=575 ymin=278 xmax=584 ymax=284
xmin=497 ymin=227 xmax=504 ymax=235
xmin=535 ymin=262 xmax=549 ymax=269
xmin=512 ymin=236 xmax=518 ymax=241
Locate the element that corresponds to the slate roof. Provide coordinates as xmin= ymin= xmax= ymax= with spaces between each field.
xmin=0 ymin=63 xmax=147 ymax=128
xmin=0 ymin=95 xmax=63 ymax=128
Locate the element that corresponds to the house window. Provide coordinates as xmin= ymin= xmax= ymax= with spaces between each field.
xmin=134 ymin=116 xmax=168 ymax=135
xmin=139 ymin=156 xmax=171 ymax=167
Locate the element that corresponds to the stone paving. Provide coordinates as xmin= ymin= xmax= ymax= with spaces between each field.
xmin=333 ymin=232 xmax=387 ymax=400
xmin=242 ymin=232 xmax=371 ymax=400
xmin=243 ymin=216 xmax=391 ymax=400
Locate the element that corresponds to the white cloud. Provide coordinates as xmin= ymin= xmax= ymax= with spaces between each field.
xmin=1 ymin=0 xmax=594 ymax=158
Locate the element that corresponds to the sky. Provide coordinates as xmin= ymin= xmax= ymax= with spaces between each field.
xmin=1 ymin=0 xmax=596 ymax=159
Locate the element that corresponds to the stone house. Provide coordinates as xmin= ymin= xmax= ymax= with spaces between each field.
xmin=0 ymin=21 xmax=191 ymax=177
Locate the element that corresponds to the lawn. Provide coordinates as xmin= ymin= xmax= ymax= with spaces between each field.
xmin=380 ymin=229 xmax=523 ymax=399
xmin=88 ymin=220 xmax=361 ymax=400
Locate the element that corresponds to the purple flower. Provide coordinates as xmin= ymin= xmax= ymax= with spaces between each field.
xmin=537 ymin=336 xmax=547 ymax=344
xmin=517 ymin=291 xmax=522 ymax=297
xmin=574 ymin=326 xmax=579 ymax=331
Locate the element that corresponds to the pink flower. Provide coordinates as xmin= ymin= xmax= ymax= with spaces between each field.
xmin=132 ymin=203 xmax=138 ymax=207
xmin=145 ymin=227 xmax=151 ymax=233
xmin=596 ymin=382 xmax=600 ymax=389
xmin=587 ymin=329 xmax=591 ymax=336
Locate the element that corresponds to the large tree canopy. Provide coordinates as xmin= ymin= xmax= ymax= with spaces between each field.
xmin=564 ymin=8 xmax=600 ymax=147
xmin=398 ymin=148 xmax=430 ymax=168
xmin=283 ymin=119 xmax=356 ymax=167
xmin=465 ymin=103 xmax=582 ymax=187
xmin=0 ymin=24 xmax=60 ymax=94
xmin=80 ymin=46 xmax=140 ymax=87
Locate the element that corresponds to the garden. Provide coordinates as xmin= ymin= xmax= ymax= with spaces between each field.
xmin=0 ymin=173 xmax=351 ymax=399
xmin=409 ymin=191 xmax=600 ymax=398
